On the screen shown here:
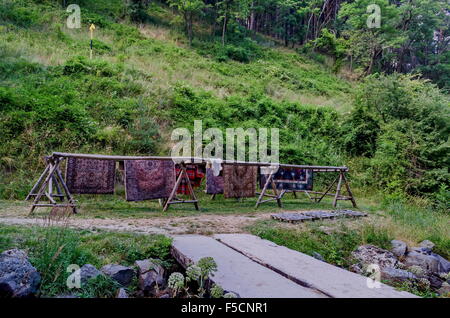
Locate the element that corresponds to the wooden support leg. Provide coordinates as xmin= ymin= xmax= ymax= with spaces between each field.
xmin=183 ymin=166 xmax=199 ymax=211
xmin=332 ymin=172 xmax=343 ymax=207
xmin=255 ymin=171 xmax=273 ymax=208
xmin=26 ymin=164 xmax=50 ymax=201
xmin=163 ymin=171 xmax=184 ymax=212
xmin=317 ymin=174 xmax=339 ymax=203
xmin=54 ymin=160 xmax=77 ymax=214
xmin=52 ymin=175 xmax=64 ymax=202
xmin=29 ymin=159 xmax=60 ymax=215
xmin=341 ymin=172 xmax=357 ymax=208
xmin=271 ymin=178 xmax=282 ymax=208
xmin=163 ymin=164 xmax=199 ymax=212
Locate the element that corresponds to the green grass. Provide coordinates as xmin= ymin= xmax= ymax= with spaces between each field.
xmin=0 ymin=0 xmax=354 ymax=200
xmin=0 ymin=189 xmax=359 ymax=219
xmin=0 ymin=223 xmax=172 ymax=297
xmin=248 ymin=219 xmax=393 ymax=268
xmin=247 ymin=199 xmax=450 ymax=264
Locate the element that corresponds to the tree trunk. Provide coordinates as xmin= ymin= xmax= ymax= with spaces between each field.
xmin=222 ymin=12 xmax=228 ymax=45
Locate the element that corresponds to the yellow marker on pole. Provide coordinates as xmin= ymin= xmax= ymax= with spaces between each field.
xmin=89 ymin=24 xmax=96 ymax=59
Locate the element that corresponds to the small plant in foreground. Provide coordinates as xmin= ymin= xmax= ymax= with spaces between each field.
xmin=210 ymin=284 xmax=224 ymax=298
xmin=168 ymin=272 xmax=185 ymax=297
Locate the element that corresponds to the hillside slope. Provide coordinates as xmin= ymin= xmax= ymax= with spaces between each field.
xmin=0 ymin=0 xmax=448 ymax=205
xmin=0 ymin=0 xmax=352 ymax=195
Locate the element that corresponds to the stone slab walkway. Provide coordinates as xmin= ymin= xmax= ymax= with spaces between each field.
xmin=214 ymin=234 xmax=417 ymax=298
xmin=171 ymin=235 xmax=327 ymax=298
xmin=172 ymin=234 xmax=417 ymax=298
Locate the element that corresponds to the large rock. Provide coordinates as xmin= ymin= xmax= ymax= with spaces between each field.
xmin=351 ymin=245 xmax=399 ymax=273
xmin=0 ymin=249 xmax=41 ymax=298
xmin=101 ymin=264 xmax=135 ymax=286
xmin=135 ymin=259 xmax=165 ymax=296
xmin=391 ymin=240 xmax=407 ymax=258
xmin=428 ymin=274 xmax=444 ymax=290
xmin=80 ymin=264 xmax=102 ymax=285
xmin=437 ymin=282 xmax=450 ymax=296
xmin=404 ymin=250 xmax=449 ymax=274
xmin=116 ymin=288 xmax=128 ymax=298
xmin=381 ymin=267 xmax=417 ymax=283
xmin=135 ymin=259 xmax=165 ymax=277
xmin=431 ymin=253 xmax=450 ymax=273
xmin=419 ymin=240 xmax=435 ymax=250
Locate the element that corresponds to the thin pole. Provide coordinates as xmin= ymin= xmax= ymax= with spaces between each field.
xmin=89 ymin=24 xmax=95 ymax=59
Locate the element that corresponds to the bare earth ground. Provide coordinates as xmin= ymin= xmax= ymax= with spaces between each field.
xmin=0 ymin=213 xmax=272 ymax=236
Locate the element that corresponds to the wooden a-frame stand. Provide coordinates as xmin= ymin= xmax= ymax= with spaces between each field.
xmin=163 ymin=163 xmax=199 ymax=212
xmin=255 ymin=169 xmax=357 ymax=209
xmin=26 ymin=156 xmax=200 ymax=214
xmin=26 ymin=156 xmax=77 ymax=215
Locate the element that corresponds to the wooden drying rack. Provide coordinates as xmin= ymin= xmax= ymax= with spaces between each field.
xmin=25 ymin=152 xmax=357 ymax=214
xmin=254 ymin=166 xmax=356 ymax=209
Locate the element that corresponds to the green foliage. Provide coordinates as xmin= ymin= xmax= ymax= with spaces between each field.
xmin=78 ymin=274 xmax=122 ymax=298
xmin=210 ymin=284 xmax=224 ymax=298
xmin=0 ymin=0 xmax=42 ymax=28
xmin=343 ymin=74 xmax=450 ymax=197
xmin=185 ymin=257 xmax=218 ymax=297
xmin=28 ymin=226 xmax=97 ymax=297
xmin=0 ymin=223 xmax=172 ymax=297
xmin=168 ymin=272 xmax=185 ymax=296
xmin=250 ymin=220 xmax=392 ymax=267
xmin=127 ymin=0 xmax=151 ymax=23
xmin=169 ymin=83 xmax=344 ymax=165
xmin=313 ymin=28 xmax=347 ymax=60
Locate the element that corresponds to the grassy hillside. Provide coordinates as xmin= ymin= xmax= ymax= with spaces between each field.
xmin=0 ymin=0 xmax=449 ymax=207
xmin=0 ymin=0 xmax=351 ymax=195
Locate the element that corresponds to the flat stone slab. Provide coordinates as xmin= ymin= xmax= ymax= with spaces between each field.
xmin=171 ymin=235 xmax=326 ymax=298
xmin=214 ymin=234 xmax=417 ymax=298
xmin=271 ymin=210 xmax=368 ymax=223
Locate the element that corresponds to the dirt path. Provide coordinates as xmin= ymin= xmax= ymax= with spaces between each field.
xmin=0 ymin=213 xmax=271 ymax=236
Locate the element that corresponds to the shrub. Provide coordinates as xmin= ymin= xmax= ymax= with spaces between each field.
xmin=63 ymin=56 xmax=121 ymax=77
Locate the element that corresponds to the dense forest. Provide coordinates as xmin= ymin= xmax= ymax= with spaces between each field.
xmin=161 ymin=0 xmax=450 ymax=88
xmin=0 ymin=0 xmax=449 ymax=210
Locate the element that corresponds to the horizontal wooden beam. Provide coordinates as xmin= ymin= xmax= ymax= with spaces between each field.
xmin=166 ymin=200 xmax=199 ymax=205
xmin=33 ymin=204 xmax=77 ymax=207
xmin=51 ymin=152 xmax=349 ymax=171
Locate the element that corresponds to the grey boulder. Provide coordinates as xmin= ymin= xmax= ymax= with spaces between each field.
xmin=381 ymin=267 xmax=417 ymax=283
xmin=404 ymin=251 xmax=439 ymax=273
xmin=116 ymin=288 xmax=128 ymax=298
xmin=101 ymin=264 xmax=135 ymax=286
xmin=135 ymin=259 xmax=165 ymax=277
xmin=431 ymin=253 xmax=450 ymax=274
xmin=135 ymin=259 xmax=165 ymax=296
xmin=404 ymin=250 xmax=450 ymax=274
xmin=437 ymin=282 xmax=450 ymax=296
xmin=419 ymin=240 xmax=435 ymax=250
xmin=0 ymin=249 xmax=41 ymax=298
xmin=391 ymin=240 xmax=407 ymax=258
xmin=351 ymin=245 xmax=399 ymax=270
xmin=80 ymin=264 xmax=102 ymax=285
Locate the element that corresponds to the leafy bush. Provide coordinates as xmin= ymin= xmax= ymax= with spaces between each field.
xmin=0 ymin=0 xmax=41 ymax=28
xmin=30 ymin=226 xmax=97 ymax=296
xmin=78 ymin=275 xmax=122 ymax=298
xmin=63 ymin=56 xmax=121 ymax=77
xmin=342 ymin=74 xmax=450 ymax=197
